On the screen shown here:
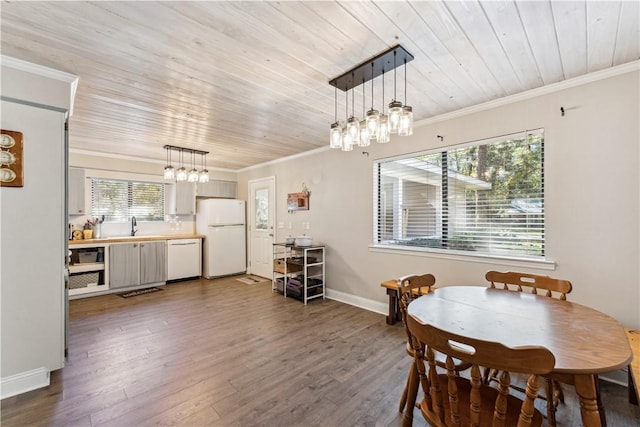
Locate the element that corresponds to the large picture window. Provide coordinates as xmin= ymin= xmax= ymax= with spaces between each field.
xmin=374 ymin=130 xmax=544 ymax=259
xmin=91 ymin=178 xmax=165 ymax=222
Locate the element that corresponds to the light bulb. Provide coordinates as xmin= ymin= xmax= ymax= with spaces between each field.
xmin=176 ymin=167 xmax=187 ymax=182
xmin=187 ymin=168 xmax=199 ymax=182
xmin=199 ymin=169 xmax=209 ymax=183
xmin=346 ymin=116 xmax=360 ymax=141
xmin=398 ymin=105 xmax=413 ymax=136
xmin=330 ymin=122 xmax=343 ymax=149
xmin=358 ymin=119 xmax=370 ymax=147
xmin=164 ymin=165 xmax=175 ymax=180
xmin=342 ymin=130 xmax=353 ymax=151
xmin=366 ymin=109 xmax=380 ymax=140
xmin=378 ymin=114 xmax=390 ymax=143
xmin=388 ymin=100 xmax=403 ymax=134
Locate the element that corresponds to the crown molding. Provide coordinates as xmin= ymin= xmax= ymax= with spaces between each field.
xmin=1 ymin=55 xmax=79 ymax=115
xmin=415 ymin=60 xmax=640 ymax=128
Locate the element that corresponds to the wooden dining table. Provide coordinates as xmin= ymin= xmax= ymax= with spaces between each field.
xmin=407 ymin=286 xmax=632 ymax=427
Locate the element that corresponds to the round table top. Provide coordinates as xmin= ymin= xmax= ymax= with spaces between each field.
xmin=407 ymin=286 xmax=632 ymax=374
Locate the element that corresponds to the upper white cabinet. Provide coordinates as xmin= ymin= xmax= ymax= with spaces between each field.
xmin=169 ymin=182 xmax=196 ymax=215
xmin=68 ymin=167 xmax=86 ymax=215
xmin=196 ymin=180 xmax=237 ymax=199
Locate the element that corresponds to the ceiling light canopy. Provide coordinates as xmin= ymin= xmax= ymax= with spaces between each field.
xmin=163 ymin=145 xmax=209 ymax=183
xmin=329 ymin=45 xmax=414 ymax=151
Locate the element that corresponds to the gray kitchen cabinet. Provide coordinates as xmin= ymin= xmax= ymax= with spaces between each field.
xmin=170 ymin=182 xmax=196 ymax=215
xmin=196 ymin=180 xmax=237 ymax=199
xmin=140 ymin=241 xmax=167 ymax=284
xmin=68 ymin=167 xmax=86 ymax=215
xmin=109 ymin=243 xmax=140 ymax=289
xmin=109 ymin=240 xmax=166 ymax=289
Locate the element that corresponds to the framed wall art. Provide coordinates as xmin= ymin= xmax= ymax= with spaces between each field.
xmin=287 ymin=192 xmax=309 ymax=211
xmin=1 ymin=129 xmax=24 ymax=188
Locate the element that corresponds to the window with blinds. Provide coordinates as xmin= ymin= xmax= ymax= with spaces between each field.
xmin=374 ymin=129 xmax=544 ymax=258
xmin=91 ymin=178 xmax=165 ymax=222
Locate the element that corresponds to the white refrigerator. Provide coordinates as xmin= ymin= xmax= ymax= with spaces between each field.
xmin=196 ymin=199 xmax=247 ymax=278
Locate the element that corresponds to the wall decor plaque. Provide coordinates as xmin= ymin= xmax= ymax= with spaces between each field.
xmin=287 ymin=192 xmax=309 ymax=211
xmin=0 ymin=129 xmax=23 ymax=187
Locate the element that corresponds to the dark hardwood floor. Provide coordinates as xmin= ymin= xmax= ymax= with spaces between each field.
xmin=1 ymin=277 xmax=638 ymax=426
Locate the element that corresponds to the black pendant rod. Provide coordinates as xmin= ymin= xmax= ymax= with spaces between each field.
xmin=163 ymin=145 xmax=209 ymax=156
xmin=329 ymin=44 xmax=414 ymax=92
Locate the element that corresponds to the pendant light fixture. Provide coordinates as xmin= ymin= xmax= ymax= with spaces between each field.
xmin=345 ymin=73 xmax=360 ymax=143
xmin=398 ymin=58 xmax=414 ymax=136
xmin=330 ymin=87 xmax=343 ymax=149
xmin=388 ymin=50 xmax=404 ymax=134
xmin=366 ymin=62 xmax=380 ymax=141
xmin=163 ymin=145 xmax=209 ymax=182
xmin=163 ymin=146 xmax=175 ymax=180
xmin=378 ymin=68 xmax=391 ymax=143
xmin=328 ymin=45 xmax=414 ymax=151
xmin=199 ymin=152 xmax=209 ymax=183
xmin=342 ymin=88 xmax=353 ymax=151
xmin=176 ymin=149 xmax=187 ymax=182
xmin=187 ymin=151 xmax=199 ymax=182
xmin=358 ymin=77 xmax=370 ymax=147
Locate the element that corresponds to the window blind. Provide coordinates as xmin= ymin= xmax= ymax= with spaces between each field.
xmin=91 ymin=178 xmax=165 ymax=222
xmin=374 ymin=129 xmax=544 ymax=258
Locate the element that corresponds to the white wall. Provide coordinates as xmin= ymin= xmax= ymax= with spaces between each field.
xmin=238 ymin=68 xmax=640 ymax=329
xmin=1 ymin=58 xmax=77 ymax=398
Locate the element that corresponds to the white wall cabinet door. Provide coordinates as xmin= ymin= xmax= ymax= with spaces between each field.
xmin=196 ymin=180 xmax=237 ymax=198
xmin=109 ymin=243 xmax=140 ymax=289
xmin=171 ymin=182 xmax=196 ymax=215
xmin=140 ymin=241 xmax=166 ymax=284
xmin=68 ymin=167 xmax=86 ymax=215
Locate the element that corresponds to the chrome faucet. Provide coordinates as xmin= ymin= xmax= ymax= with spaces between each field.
xmin=131 ymin=216 xmax=137 ymax=236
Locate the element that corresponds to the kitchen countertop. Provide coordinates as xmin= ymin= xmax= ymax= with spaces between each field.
xmin=69 ymin=234 xmax=204 ymax=245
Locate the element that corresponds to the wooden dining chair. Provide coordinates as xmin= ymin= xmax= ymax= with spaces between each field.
xmin=397 ymin=273 xmax=436 ymax=422
xmin=406 ymin=314 xmax=556 ymax=427
xmin=485 ymin=270 xmax=572 ymax=426
xmin=398 ymin=274 xmax=436 ymax=422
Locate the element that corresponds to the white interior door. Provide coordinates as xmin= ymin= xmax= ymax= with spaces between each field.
xmin=248 ymin=176 xmax=275 ymax=278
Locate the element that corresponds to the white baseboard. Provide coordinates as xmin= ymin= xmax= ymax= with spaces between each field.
xmin=0 ymin=367 xmax=50 ymax=399
xmin=325 ymin=288 xmax=388 ymax=318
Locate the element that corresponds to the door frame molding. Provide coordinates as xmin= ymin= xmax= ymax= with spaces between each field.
xmin=247 ymin=176 xmax=276 ymax=276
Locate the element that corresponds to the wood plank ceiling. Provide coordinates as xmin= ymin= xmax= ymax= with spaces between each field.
xmin=1 ymin=1 xmax=638 ymax=170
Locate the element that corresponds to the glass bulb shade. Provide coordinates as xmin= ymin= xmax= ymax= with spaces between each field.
xmin=199 ymin=169 xmax=209 ymax=183
xmin=342 ymin=131 xmax=354 ymax=151
xmin=187 ymin=168 xmax=199 ymax=182
xmin=366 ymin=109 xmax=380 ymax=138
xmin=388 ymin=100 xmax=403 ymax=134
xmin=329 ymin=122 xmax=343 ymax=149
xmin=176 ymin=167 xmax=187 ymax=182
xmin=163 ymin=165 xmax=175 ymax=180
xmin=398 ymin=105 xmax=413 ymax=136
xmin=358 ymin=120 xmax=371 ymax=147
xmin=378 ymin=115 xmax=391 ymax=143
xmin=347 ymin=116 xmax=360 ymax=141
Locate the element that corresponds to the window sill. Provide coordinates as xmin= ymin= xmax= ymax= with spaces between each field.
xmin=368 ymin=244 xmax=556 ymax=271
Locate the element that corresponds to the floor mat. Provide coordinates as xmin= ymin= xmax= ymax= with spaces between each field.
xmin=117 ymin=287 xmax=162 ymax=298
xmin=236 ymin=276 xmax=269 ymax=285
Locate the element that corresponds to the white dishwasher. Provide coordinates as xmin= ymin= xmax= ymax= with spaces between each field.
xmin=167 ymin=238 xmax=202 ymax=280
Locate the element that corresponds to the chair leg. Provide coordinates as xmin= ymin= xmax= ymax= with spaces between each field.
xmin=545 ymin=378 xmax=557 ymax=427
xmin=554 ymin=380 xmax=565 ymax=404
xmin=399 ymin=370 xmax=409 ymax=412
xmin=402 ymin=361 xmax=419 ymax=426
